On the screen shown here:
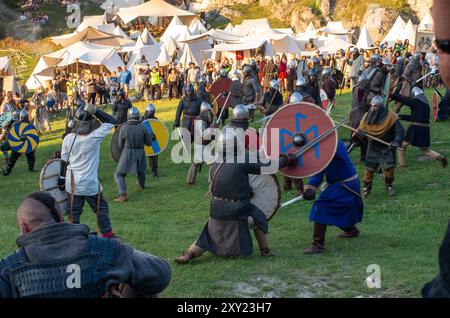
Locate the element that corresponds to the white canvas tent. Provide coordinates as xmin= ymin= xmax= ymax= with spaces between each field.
xmin=178 ymin=37 xmax=211 ymax=68
xmin=418 ymin=12 xmax=433 ymax=32
xmin=382 ymin=16 xmax=407 ymax=46
xmin=318 ymin=38 xmax=353 ymax=54
xmin=0 ymin=57 xmax=14 ymax=76
xmin=356 ymin=25 xmax=374 ymax=49
xmin=52 ymin=26 xmax=133 ymax=48
xmin=160 ymin=35 xmax=180 ymax=57
xmin=136 ymin=28 xmax=158 ymax=46
xmin=189 ymin=19 xmax=208 ymax=35
xmin=233 ymin=18 xmax=271 ymax=35
xmin=0 ymin=57 xmax=20 ymax=95
xmin=113 ymin=25 xmax=131 ymax=40
xmin=160 ymin=17 xmax=191 ymax=43
xmin=319 ymin=21 xmax=352 ymax=42
xmin=274 ymin=28 xmax=294 ymax=36
xmin=26 ymin=42 xmax=124 ymax=89
xmin=75 ymin=15 xmax=108 ymax=33
xmin=101 ymin=0 xmax=144 ymax=12
xmin=405 ymin=19 xmax=417 ymax=45
xmin=224 ymin=23 xmax=234 ymax=33
xmin=156 ymin=46 xmax=171 ymax=66
xmin=116 ymin=0 xmax=197 ymax=25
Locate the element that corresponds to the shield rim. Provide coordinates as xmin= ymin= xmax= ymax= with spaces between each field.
xmin=7 ymin=122 xmax=39 ymax=154
xmin=209 ymin=77 xmax=233 ymax=115
xmin=39 ymin=158 xmax=68 ymax=211
xmin=110 ymin=124 xmax=125 ymax=163
xmin=261 ymin=101 xmax=338 ymax=179
xmin=143 ymin=118 xmax=169 ymax=157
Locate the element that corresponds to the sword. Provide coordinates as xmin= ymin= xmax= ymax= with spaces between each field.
xmin=347 ymin=142 xmax=356 ymax=154
xmin=216 ymin=92 xmax=231 ymax=126
xmin=280 ymin=195 xmax=303 ymax=208
xmin=326 ymin=101 xmax=334 ymax=116
xmin=294 ymin=121 xmax=345 ymax=158
xmin=177 ymin=127 xmax=189 ymax=154
xmin=256 ymin=114 xmax=274 ymax=123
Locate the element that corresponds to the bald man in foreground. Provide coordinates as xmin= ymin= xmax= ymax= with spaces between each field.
xmin=0 ymin=191 xmax=171 ymax=298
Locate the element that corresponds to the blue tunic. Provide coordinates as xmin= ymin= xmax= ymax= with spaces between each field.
xmin=308 ymin=140 xmax=363 ymax=227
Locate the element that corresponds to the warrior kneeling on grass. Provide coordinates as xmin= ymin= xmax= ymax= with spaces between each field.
xmin=175 ymin=129 xmax=297 ymax=264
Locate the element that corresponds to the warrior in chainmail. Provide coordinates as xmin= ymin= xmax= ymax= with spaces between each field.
xmin=354 ymin=96 xmax=405 ymax=197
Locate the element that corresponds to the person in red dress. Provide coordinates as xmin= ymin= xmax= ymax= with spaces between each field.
xmin=278 ymin=53 xmax=288 ymax=93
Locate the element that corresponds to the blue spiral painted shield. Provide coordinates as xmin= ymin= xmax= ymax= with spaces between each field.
xmin=7 ymin=122 xmax=39 ymax=154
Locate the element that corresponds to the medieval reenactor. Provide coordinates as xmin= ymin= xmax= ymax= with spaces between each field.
xmin=321 ymin=67 xmax=337 ymax=103
xmin=63 ymin=91 xmax=85 ymax=139
xmin=292 ymin=77 xmax=315 ymax=104
xmin=187 ymin=102 xmax=214 ymax=185
xmin=58 ymin=104 xmax=119 ymax=238
xmin=242 ymin=65 xmax=263 ymax=121
xmin=365 ymin=54 xmax=390 ymax=104
xmin=2 ymin=110 xmax=36 ymax=176
xmin=173 ymin=83 xmax=202 ymax=141
xmin=112 ymin=89 xmax=133 ymax=126
xmin=141 ymin=103 xmax=159 ymax=177
xmin=175 ymin=129 xmax=297 ymax=264
xmin=218 ymin=68 xmax=228 ymax=79
xmin=31 ymin=88 xmax=51 ymax=133
xmin=262 ymin=57 xmax=278 ymax=93
xmin=349 ymin=48 xmax=364 ymax=88
xmin=229 ymin=72 xmax=243 ymax=108
xmin=196 ymin=76 xmax=209 ymax=103
xmin=307 ymin=69 xmax=321 ymax=106
xmin=0 ymin=191 xmax=171 ymax=298
xmin=259 ymin=79 xmax=283 ymax=116
xmin=348 ymin=62 xmax=386 ymax=162
xmin=399 ymin=52 xmax=422 ymax=97
xmin=114 ymin=107 xmax=154 ymax=203
xmin=302 ymin=140 xmax=363 ymax=254
xmin=355 ymin=95 xmax=405 ymax=197
xmin=390 ymin=88 xmax=447 ymax=167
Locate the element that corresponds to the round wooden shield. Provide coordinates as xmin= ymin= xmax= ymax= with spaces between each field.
xmin=262 ymin=102 xmax=338 ymax=179
xmin=0 ymin=112 xmax=12 ymax=128
xmin=40 ymin=158 xmax=68 ymax=213
xmin=142 ymin=119 xmax=169 ymax=157
xmin=433 ymin=91 xmax=439 ymax=122
xmin=207 ymin=165 xmax=281 ymax=227
xmin=248 ymin=174 xmax=281 ymax=227
xmin=209 ymin=77 xmax=233 ymax=115
xmin=110 ymin=124 xmax=124 ymax=163
xmin=7 ymin=122 xmax=39 ymax=154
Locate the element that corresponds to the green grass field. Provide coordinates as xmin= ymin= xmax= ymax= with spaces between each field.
xmin=0 ymin=89 xmax=449 ymax=297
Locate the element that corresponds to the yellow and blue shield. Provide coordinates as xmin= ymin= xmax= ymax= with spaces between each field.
xmin=7 ymin=122 xmax=39 ymax=154
xmin=142 ymin=119 xmax=169 ymax=157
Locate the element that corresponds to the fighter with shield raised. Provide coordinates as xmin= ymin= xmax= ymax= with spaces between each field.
xmin=114 ymin=107 xmax=154 ymax=203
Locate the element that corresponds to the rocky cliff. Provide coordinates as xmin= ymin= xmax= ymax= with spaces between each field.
xmin=199 ymin=0 xmax=432 ymax=41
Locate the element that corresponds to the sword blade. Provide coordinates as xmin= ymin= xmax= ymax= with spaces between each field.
xmin=280 ymin=195 xmax=303 ymax=208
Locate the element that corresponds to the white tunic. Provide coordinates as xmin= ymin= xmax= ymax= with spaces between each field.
xmin=61 ymin=123 xmax=114 ymax=196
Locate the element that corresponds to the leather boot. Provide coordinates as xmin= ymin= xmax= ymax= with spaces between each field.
xmin=336 ymin=226 xmax=360 ymax=238
xmin=283 ymin=176 xmax=292 ymax=191
xmin=114 ymin=195 xmax=127 ymax=203
xmin=363 ymin=181 xmax=372 ymax=197
xmin=293 ymin=179 xmax=304 ymax=196
xmin=385 ymin=177 xmax=396 ymax=197
xmin=254 ymin=229 xmax=273 ymax=257
xmin=303 ymin=223 xmax=327 ymax=254
xmin=175 ymin=245 xmax=204 ymax=264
